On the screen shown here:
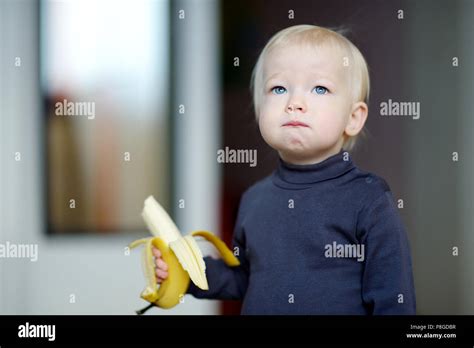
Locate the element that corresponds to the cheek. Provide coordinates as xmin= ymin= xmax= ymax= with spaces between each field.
xmin=260 ymin=97 xmax=281 ymax=115
xmin=259 ymin=100 xmax=281 ymax=129
xmin=258 ymin=113 xmax=276 ymax=141
xmin=311 ymin=99 xmax=349 ymax=131
xmin=258 ymin=108 xmax=285 ymax=148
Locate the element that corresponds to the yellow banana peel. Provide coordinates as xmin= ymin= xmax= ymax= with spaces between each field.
xmin=129 ymin=196 xmax=240 ymax=314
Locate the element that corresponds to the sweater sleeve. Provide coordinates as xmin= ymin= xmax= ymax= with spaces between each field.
xmin=186 ymin=198 xmax=250 ymax=300
xmin=359 ymin=190 xmax=416 ymax=315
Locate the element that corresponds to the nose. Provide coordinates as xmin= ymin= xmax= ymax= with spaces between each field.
xmin=286 ymin=97 xmax=306 ymax=114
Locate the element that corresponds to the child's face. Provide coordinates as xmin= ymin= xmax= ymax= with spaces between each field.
xmin=258 ymin=43 xmax=359 ymax=164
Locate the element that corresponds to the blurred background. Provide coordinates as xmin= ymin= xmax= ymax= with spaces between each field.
xmin=0 ymin=0 xmax=473 ymax=314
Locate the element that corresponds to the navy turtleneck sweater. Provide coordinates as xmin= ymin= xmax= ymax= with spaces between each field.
xmin=188 ymin=150 xmax=416 ymax=315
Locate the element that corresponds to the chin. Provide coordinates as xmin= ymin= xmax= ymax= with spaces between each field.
xmin=279 ymin=145 xmax=313 ymax=159
xmin=283 ymin=138 xmax=314 ymax=151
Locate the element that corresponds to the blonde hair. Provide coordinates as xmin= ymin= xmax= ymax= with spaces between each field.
xmin=250 ymin=24 xmax=370 ymax=151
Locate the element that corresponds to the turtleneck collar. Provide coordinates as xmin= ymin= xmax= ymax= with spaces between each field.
xmin=272 ymin=150 xmax=355 ymax=189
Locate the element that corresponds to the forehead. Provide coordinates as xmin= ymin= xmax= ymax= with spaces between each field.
xmin=263 ymin=43 xmax=348 ymax=82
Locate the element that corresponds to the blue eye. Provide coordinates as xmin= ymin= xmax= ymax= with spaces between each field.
xmin=271 ymin=86 xmax=287 ymax=95
xmin=313 ymin=86 xmax=328 ymax=95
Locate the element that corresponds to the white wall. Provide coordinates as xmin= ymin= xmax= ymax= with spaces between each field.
xmin=0 ymin=0 xmax=222 ymax=315
xmin=459 ymin=0 xmax=474 ymax=314
xmin=404 ymin=0 xmax=473 ymax=314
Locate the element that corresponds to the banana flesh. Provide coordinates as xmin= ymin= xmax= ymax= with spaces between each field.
xmin=129 ymin=196 xmax=240 ymax=313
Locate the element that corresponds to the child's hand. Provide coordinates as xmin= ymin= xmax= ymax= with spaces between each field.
xmin=152 ymin=246 xmax=169 ymax=283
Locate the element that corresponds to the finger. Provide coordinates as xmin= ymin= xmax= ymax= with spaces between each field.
xmin=156 ymin=269 xmax=168 ymax=280
xmin=154 ymin=255 xmax=163 ymax=268
xmin=151 ymin=247 xmax=161 ymax=258
xmin=156 ymin=258 xmax=168 ymax=271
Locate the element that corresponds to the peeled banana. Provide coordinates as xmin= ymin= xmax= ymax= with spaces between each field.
xmin=129 ymin=196 xmax=240 ymax=314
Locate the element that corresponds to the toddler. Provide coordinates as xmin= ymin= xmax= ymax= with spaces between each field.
xmin=153 ymin=24 xmax=416 ymax=315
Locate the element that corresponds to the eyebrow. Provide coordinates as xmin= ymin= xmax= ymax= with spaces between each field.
xmin=264 ymin=72 xmax=283 ymax=84
xmin=264 ymin=71 xmax=336 ymax=88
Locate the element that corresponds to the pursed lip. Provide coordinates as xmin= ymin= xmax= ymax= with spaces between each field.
xmin=282 ymin=121 xmax=310 ymax=127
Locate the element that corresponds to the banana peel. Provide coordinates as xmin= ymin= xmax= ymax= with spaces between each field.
xmin=129 ymin=196 xmax=240 ymax=314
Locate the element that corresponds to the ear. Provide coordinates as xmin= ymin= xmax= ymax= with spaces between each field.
xmin=345 ymin=102 xmax=368 ymax=137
